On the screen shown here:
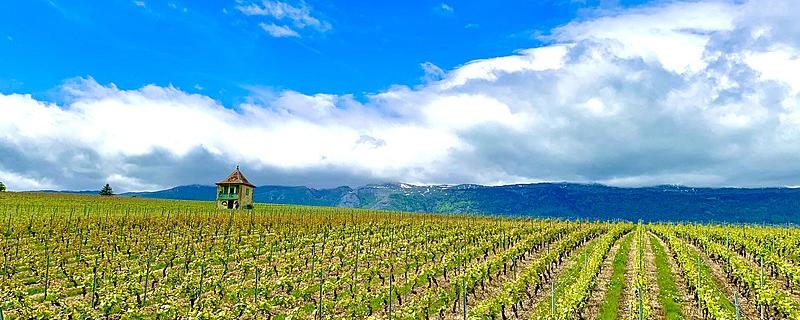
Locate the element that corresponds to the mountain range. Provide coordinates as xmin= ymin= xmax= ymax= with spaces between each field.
xmin=118 ymin=183 xmax=800 ymax=224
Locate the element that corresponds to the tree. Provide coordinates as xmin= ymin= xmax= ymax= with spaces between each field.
xmin=99 ymin=184 xmax=114 ymax=196
xmin=0 ymin=181 xmax=5 ymax=192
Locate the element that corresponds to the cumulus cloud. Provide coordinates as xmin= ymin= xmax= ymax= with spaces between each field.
xmin=237 ymin=0 xmax=331 ymax=38
xmin=2 ymin=0 xmax=800 ymax=191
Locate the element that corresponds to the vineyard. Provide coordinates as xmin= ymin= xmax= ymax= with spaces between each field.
xmin=1 ymin=193 xmax=799 ymax=319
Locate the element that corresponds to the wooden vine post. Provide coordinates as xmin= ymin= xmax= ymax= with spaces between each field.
xmin=734 ymin=291 xmax=740 ymax=320
xmin=696 ymin=256 xmax=701 ymax=315
xmin=44 ymin=241 xmax=50 ymax=302
xmin=638 ymin=287 xmax=644 ymax=320
xmin=760 ymin=257 xmax=765 ymax=320
xmin=551 ymin=282 xmax=556 ymax=317
xmin=91 ymin=256 xmax=99 ymax=308
xmin=462 ymin=274 xmax=467 ymax=320
xmin=317 ymin=269 xmax=324 ymax=320
xmin=388 ymin=270 xmax=394 ymax=320
xmin=143 ymin=255 xmax=152 ymax=306
xmin=254 ymin=267 xmax=260 ymax=303
xmin=197 ymin=264 xmax=206 ymax=310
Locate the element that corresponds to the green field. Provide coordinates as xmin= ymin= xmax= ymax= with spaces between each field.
xmin=1 ymin=192 xmax=799 ymax=319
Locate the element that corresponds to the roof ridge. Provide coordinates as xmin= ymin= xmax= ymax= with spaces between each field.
xmin=216 ymin=167 xmax=255 ymax=187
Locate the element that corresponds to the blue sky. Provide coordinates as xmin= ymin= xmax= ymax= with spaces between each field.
xmin=1 ymin=0 xmax=648 ymax=105
xmin=2 ymin=0 xmax=800 ymax=191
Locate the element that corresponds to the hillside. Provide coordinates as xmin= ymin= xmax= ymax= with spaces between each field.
xmin=123 ymin=183 xmax=800 ymax=224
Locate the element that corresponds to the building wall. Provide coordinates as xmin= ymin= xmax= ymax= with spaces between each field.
xmin=217 ymin=184 xmax=227 ymax=209
xmin=216 ymin=184 xmax=255 ymax=209
xmin=240 ymin=185 xmax=254 ymax=208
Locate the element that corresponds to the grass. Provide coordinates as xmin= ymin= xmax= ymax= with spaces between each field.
xmin=649 ymin=233 xmax=685 ymax=320
xmin=597 ymin=233 xmax=633 ymax=320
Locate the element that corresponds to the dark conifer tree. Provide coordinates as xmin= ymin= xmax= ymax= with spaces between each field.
xmin=99 ymin=184 xmax=113 ymax=196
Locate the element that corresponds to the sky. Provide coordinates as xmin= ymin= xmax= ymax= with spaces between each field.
xmin=1 ymin=0 xmax=800 ymax=191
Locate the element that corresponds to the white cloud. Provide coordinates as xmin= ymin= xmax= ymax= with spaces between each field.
xmin=435 ymin=3 xmax=454 ymax=15
xmin=440 ymin=45 xmax=569 ymax=89
xmin=237 ymin=0 xmax=331 ymax=37
xmin=421 ymin=95 xmax=525 ymax=130
xmin=106 ymin=173 xmax=160 ymax=191
xmin=259 ymin=23 xmax=300 ymax=38
xmin=3 ymin=0 xmax=800 ymax=191
xmin=550 ymin=1 xmax=738 ymax=73
xmin=745 ymin=49 xmax=800 ymax=93
xmin=0 ymin=169 xmax=56 ymax=190
xmin=133 ymin=1 xmax=146 ymax=8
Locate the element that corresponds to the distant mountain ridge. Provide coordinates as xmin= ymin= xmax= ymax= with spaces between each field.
xmin=118 ymin=183 xmax=800 ymax=224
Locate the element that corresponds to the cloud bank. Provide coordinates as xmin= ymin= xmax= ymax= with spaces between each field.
xmin=2 ymin=0 xmax=800 ymax=191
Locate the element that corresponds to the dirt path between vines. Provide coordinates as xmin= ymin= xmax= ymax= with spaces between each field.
xmin=580 ymin=234 xmax=627 ymax=319
xmin=619 ymin=232 xmax=638 ymax=319
xmin=650 ymin=232 xmax=701 ymax=320
xmin=683 ymin=240 xmax=759 ymax=320
xmin=643 ymin=231 xmax=663 ymax=318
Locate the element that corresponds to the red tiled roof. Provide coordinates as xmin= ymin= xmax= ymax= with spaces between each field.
xmin=216 ymin=166 xmax=255 ymax=187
